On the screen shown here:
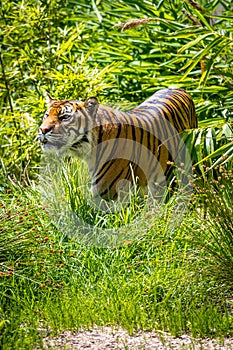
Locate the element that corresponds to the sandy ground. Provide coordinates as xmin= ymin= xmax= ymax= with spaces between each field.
xmin=41 ymin=326 xmax=233 ymax=349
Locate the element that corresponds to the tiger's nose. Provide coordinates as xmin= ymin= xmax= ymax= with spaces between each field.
xmin=40 ymin=125 xmax=54 ymax=134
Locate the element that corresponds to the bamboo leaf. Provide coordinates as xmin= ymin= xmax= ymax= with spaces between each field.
xmin=194 ymin=141 xmax=233 ymax=167
xmin=178 ymin=32 xmax=214 ymax=53
xmin=92 ymin=0 xmax=103 ymax=22
xmin=205 ymin=128 xmax=215 ymax=155
xmin=181 ymin=36 xmax=228 ymax=78
xmin=191 ymin=8 xmax=215 ymax=32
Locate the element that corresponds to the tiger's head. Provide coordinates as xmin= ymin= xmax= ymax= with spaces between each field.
xmin=38 ymin=95 xmax=99 ymax=156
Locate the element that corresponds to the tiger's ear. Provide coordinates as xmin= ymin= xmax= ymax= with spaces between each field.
xmin=84 ymin=97 xmax=99 ymax=117
xmin=45 ymin=93 xmax=57 ymax=107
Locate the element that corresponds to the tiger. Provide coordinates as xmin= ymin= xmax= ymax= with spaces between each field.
xmin=38 ymin=88 xmax=197 ymax=200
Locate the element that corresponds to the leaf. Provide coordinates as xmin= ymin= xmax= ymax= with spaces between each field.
xmin=180 ymin=36 xmax=227 ymax=79
xmin=205 ymin=128 xmax=215 ymax=155
xmin=222 ymin=123 xmax=233 ymax=139
xmin=178 ymin=32 xmax=214 ymax=53
xmin=92 ymin=0 xmax=103 ymax=22
xmin=198 ymin=118 xmax=225 ymax=128
xmin=191 ymin=8 xmax=214 ymax=32
xmin=194 ymin=141 xmax=233 ymax=168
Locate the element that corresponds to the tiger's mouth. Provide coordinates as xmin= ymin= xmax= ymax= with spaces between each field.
xmin=38 ymin=131 xmax=49 ymax=144
xmin=41 ymin=138 xmax=48 ymax=144
xmin=37 ymin=132 xmax=59 ymax=152
xmin=37 ymin=129 xmax=90 ymax=156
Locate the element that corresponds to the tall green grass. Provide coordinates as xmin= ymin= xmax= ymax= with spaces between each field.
xmin=1 ymin=167 xmax=233 ymax=349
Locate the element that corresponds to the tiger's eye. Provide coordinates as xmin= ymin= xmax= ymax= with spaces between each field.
xmin=59 ymin=114 xmax=71 ymax=121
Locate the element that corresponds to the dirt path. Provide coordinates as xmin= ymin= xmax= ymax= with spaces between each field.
xmin=42 ymin=326 xmax=233 ymax=349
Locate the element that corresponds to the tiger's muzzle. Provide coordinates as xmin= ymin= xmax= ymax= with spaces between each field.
xmin=38 ymin=125 xmax=55 ymax=144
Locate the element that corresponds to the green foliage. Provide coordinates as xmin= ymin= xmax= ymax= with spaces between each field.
xmin=1 ymin=0 xmax=232 ymax=109
xmin=0 ymin=113 xmax=40 ymax=186
xmin=183 ymin=122 xmax=233 ymax=180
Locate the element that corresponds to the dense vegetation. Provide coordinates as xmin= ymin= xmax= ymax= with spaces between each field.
xmin=0 ymin=0 xmax=232 ymax=349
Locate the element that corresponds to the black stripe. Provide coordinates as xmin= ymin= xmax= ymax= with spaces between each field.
xmin=100 ymin=167 xmax=125 ymax=198
xmin=92 ymin=160 xmax=113 ymax=186
xmin=97 ymin=125 xmax=103 ymax=144
xmin=131 ymin=124 xmax=136 ymax=142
